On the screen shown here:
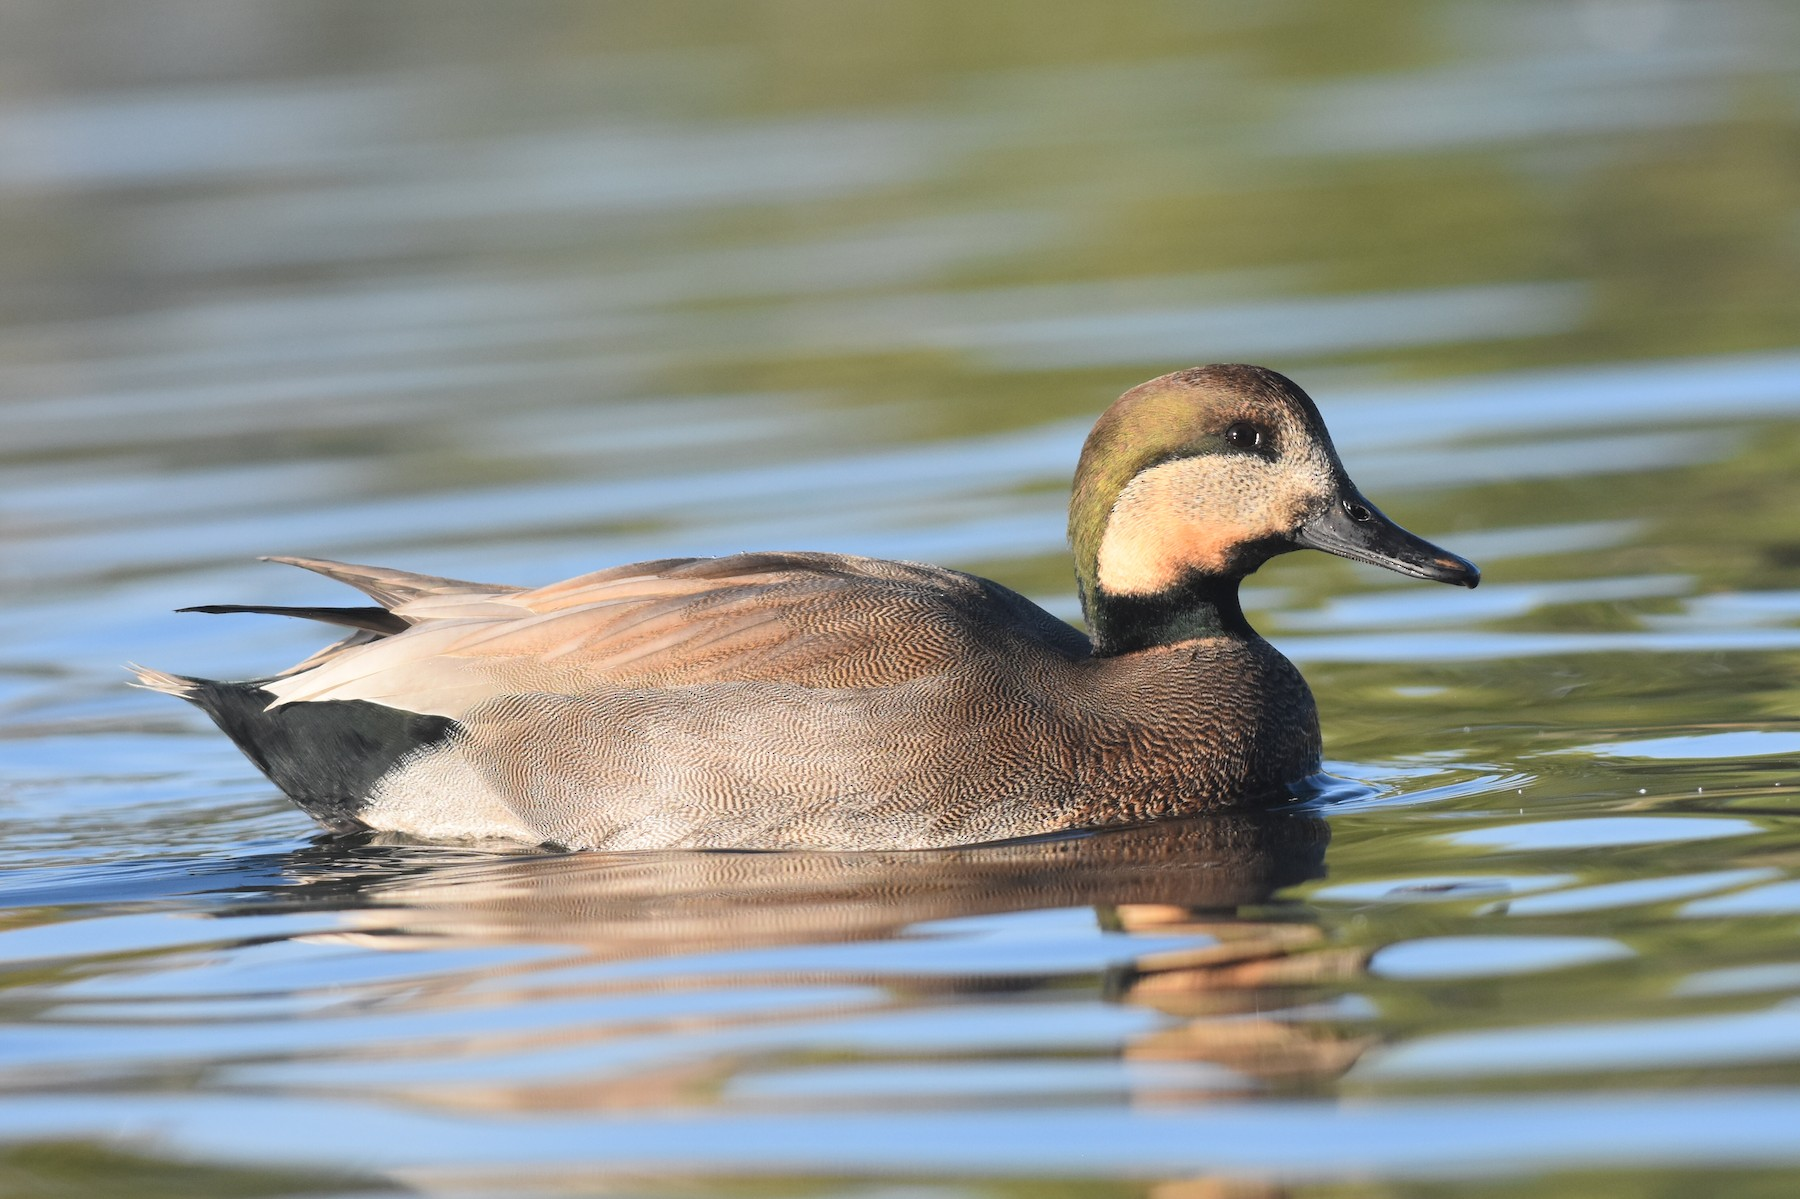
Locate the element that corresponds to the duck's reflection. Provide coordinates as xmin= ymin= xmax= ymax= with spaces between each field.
xmin=285 ymin=810 xmax=1325 ymax=950
xmin=254 ymin=811 xmax=1366 ymax=1135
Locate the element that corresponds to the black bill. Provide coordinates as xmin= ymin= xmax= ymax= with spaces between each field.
xmin=1295 ymin=488 xmax=1480 ymax=588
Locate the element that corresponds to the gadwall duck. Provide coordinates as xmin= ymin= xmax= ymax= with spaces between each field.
xmin=136 ymin=365 xmax=1477 ymax=850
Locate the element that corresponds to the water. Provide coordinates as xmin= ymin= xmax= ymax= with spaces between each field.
xmin=3 ymin=1 xmax=1800 ymax=1195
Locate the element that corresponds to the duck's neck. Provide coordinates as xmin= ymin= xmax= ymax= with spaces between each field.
xmin=1082 ymin=572 xmax=1256 ymax=656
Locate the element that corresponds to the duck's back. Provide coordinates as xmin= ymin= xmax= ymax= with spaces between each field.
xmin=262 ymin=552 xmax=1089 ymax=706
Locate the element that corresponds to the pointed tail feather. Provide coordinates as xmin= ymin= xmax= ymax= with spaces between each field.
xmin=178 ymin=604 xmax=407 ymax=635
xmin=126 ymin=663 xmax=199 ymax=698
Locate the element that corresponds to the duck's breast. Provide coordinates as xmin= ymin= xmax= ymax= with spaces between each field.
xmin=1052 ymin=637 xmax=1323 ymax=824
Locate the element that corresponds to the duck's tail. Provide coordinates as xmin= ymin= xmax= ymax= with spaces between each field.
xmin=128 ymin=664 xmax=458 ymax=834
xmin=175 ymin=604 xmax=406 ymax=635
xmin=127 ymin=663 xmax=199 ymax=698
xmin=129 ymin=555 xmax=503 ymax=834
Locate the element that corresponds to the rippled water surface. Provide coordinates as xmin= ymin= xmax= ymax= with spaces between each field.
xmin=5 ymin=2 xmax=1800 ymax=1196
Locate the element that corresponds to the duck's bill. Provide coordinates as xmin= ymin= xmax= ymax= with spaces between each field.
xmin=1295 ymin=491 xmax=1480 ymax=588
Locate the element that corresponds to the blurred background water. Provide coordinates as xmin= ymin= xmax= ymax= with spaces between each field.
xmin=4 ymin=1 xmax=1800 ymax=1196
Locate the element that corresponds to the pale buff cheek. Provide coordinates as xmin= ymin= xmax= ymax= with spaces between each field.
xmin=1096 ymin=458 xmax=1322 ymax=596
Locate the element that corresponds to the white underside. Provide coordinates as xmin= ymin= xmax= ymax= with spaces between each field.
xmin=362 ymin=749 xmax=543 ymax=845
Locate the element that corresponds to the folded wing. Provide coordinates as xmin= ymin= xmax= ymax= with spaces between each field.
xmin=256 ymin=552 xmax=1089 ymax=719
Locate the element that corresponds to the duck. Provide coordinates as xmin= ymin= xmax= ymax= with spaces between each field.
xmin=135 ymin=364 xmax=1478 ymax=851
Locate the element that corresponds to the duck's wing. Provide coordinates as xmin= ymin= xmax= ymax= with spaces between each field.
xmin=259 ymin=551 xmax=1089 ymax=719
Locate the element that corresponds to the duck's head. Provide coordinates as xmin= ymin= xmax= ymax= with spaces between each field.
xmin=1070 ymin=364 xmax=1478 ymax=655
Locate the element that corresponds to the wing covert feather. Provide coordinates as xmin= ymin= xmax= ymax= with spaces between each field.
xmin=261 ymin=552 xmax=1088 ymax=718
xmin=265 ymin=555 xmax=519 ymax=607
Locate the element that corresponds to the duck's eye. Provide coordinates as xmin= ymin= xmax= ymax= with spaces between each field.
xmin=1224 ymin=422 xmax=1266 ymax=451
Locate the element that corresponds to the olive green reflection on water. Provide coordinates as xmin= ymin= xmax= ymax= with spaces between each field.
xmin=0 ymin=1140 xmax=400 ymax=1199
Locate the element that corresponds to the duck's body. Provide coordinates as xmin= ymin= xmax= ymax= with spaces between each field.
xmin=138 ymin=365 xmax=1475 ymax=850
